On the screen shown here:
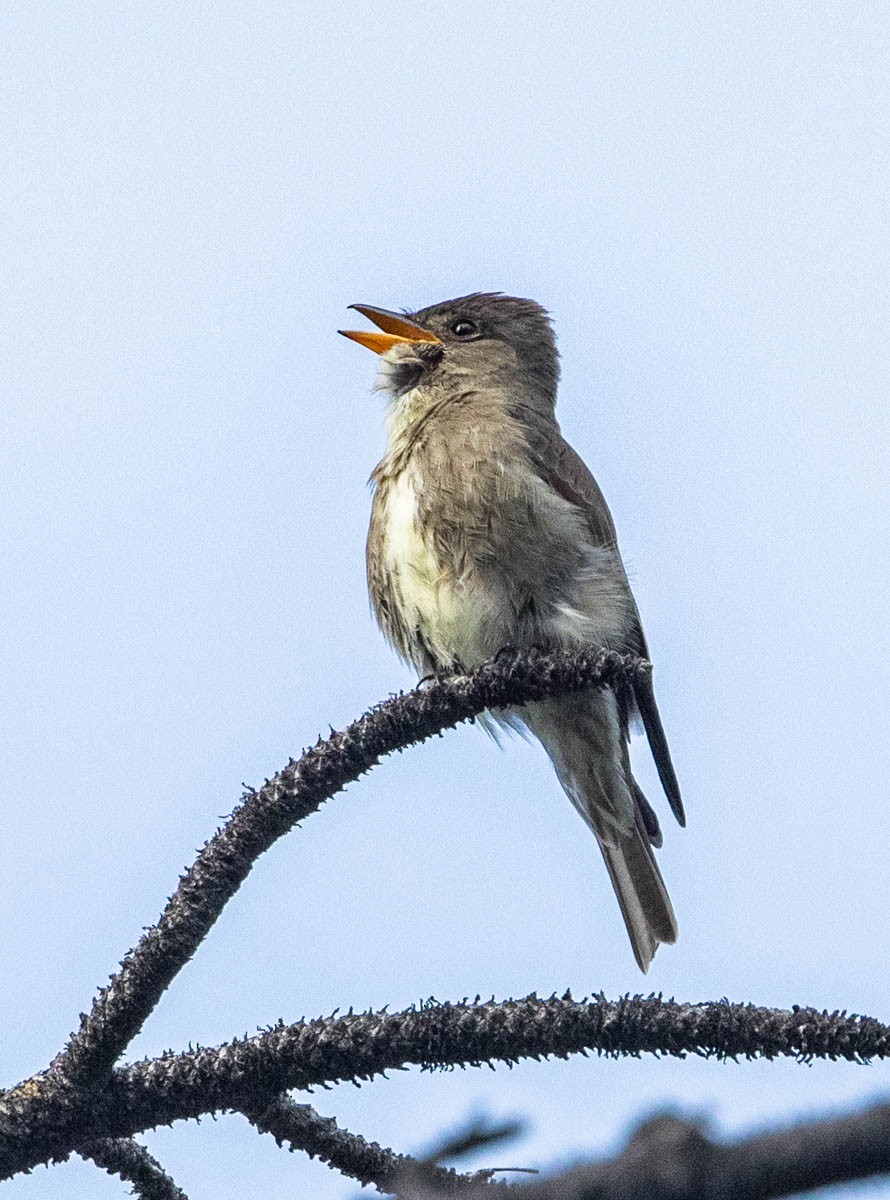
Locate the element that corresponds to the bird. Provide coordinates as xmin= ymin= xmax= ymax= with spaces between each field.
xmin=340 ymin=293 xmax=684 ymax=971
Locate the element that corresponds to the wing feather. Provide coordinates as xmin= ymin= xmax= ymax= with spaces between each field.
xmin=516 ymin=405 xmax=685 ymax=826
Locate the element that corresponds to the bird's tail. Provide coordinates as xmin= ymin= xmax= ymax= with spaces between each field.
xmin=597 ymin=810 xmax=677 ymax=972
xmin=522 ymin=693 xmax=677 ymax=972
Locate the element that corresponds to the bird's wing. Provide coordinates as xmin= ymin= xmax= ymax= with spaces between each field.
xmin=516 ymin=406 xmax=685 ymax=826
xmin=514 ymin=405 xmax=622 ymax=552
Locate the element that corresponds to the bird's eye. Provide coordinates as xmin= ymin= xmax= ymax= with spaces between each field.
xmin=450 ymin=318 xmax=479 ymax=339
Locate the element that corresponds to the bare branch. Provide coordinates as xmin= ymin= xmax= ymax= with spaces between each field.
xmin=78 ymin=1136 xmax=189 ymax=1200
xmin=417 ymin=1113 xmax=526 ymax=1164
xmin=244 ymin=1094 xmax=499 ymax=1193
xmin=4 ymin=994 xmax=888 ymax=1179
xmin=113 ymin=993 xmax=890 ymax=1113
xmin=4 ymin=645 xmax=885 ymax=1199
xmin=52 ymin=646 xmax=646 ymax=1088
xmin=395 ymin=1103 xmax=890 ymax=1199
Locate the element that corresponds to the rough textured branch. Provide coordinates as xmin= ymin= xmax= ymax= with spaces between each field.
xmin=6 ymin=644 xmax=888 ymax=1200
xmin=114 ymin=993 xmax=890 ymax=1120
xmin=245 ymin=1095 xmax=499 ymax=1194
xmin=53 ymin=645 xmax=646 ymax=1087
xmin=4 ymin=993 xmax=888 ymax=1179
xmin=78 ymin=1136 xmax=189 ymax=1200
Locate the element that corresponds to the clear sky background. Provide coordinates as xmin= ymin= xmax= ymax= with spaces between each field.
xmin=2 ymin=3 xmax=889 ymax=1197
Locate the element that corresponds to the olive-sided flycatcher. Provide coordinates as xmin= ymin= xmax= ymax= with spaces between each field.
xmin=340 ymin=293 xmax=685 ymax=971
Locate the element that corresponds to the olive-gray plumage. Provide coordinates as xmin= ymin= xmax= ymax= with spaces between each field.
xmin=354 ymin=292 xmax=683 ymax=971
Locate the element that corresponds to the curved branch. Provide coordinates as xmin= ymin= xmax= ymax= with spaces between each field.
xmin=8 ymin=645 xmax=886 ymax=1200
xmin=4 ymin=994 xmax=888 ymax=1179
xmin=52 ymin=646 xmax=645 ymax=1087
xmin=78 ymin=1137 xmax=189 ymax=1200
xmin=244 ymin=1095 xmax=499 ymax=1194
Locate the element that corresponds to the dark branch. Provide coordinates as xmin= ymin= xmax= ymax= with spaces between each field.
xmin=4 ymin=993 xmax=889 ymax=1179
xmin=78 ymin=1136 xmax=189 ymax=1200
xmin=244 ymin=1094 xmax=500 ymax=1193
xmin=6 ymin=645 xmax=887 ymax=1200
xmin=52 ymin=646 xmax=646 ymax=1087
xmin=394 ymin=1103 xmax=890 ymax=1199
xmin=418 ymin=1113 xmax=526 ymax=1164
xmin=114 ymin=993 xmax=890 ymax=1116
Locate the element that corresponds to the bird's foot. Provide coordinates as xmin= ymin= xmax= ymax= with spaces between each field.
xmin=493 ymin=643 xmax=520 ymax=665
xmin=417 ymin=658 xmax=466 ymax=688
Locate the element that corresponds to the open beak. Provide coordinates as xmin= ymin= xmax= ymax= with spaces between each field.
xmin=339 ymin=304 xmax=442 ymax=355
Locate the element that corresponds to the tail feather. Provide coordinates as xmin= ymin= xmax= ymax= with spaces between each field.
xmin=522 ymin=692 xmax=678 ymax=971
xmin=599 ymin=811 xmax=677 ymax=972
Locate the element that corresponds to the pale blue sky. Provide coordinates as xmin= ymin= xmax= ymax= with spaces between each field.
xmin=2 ymin=3 xmax=889 ymax=1197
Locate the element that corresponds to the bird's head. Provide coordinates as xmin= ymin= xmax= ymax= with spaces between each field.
xmin=340 ymin=292 xmax=559 ymax=410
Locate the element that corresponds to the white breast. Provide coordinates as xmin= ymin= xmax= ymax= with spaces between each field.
xmin=383 ymin=470 xmax=432 ymax=585
xmin=381 ymin=469 xmax=507 ymax=667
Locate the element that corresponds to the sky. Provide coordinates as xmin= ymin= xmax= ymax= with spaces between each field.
xmin=2 ymin=2 xmax=889 ymax=1197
